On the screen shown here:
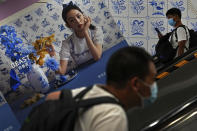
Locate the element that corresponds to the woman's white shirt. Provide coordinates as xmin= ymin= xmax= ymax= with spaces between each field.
xmin=59 ymin=26 xmax=103 ymax=65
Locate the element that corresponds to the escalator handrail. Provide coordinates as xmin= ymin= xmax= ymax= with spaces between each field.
xmin=141 ymin=95 xmax=197 ymax=131
xmin=156 ymin=47 xmax=197 ymax=80
xmin=155 ymin=46 xmax=197 ymax=73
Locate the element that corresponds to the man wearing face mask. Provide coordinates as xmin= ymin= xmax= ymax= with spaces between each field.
xmin=166 ymin=8 xmax=190 ymax=57
xmin=46 ymin=46 xmax=158 ymax=131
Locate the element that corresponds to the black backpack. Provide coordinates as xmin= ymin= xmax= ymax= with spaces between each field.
xmin=155 ymin=32 xmax=177 ymax=63
xmin=20 ymin=86 xmax=121 ymax=131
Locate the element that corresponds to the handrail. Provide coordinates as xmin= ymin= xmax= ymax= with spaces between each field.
xmin=141 ymin=96 xmax=197 ymax=131
xmin=155 ymin=46 xmax=197 ymax=80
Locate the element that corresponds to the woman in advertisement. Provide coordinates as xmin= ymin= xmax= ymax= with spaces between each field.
xmin=49 ymin=1 xmax=103 ymax=75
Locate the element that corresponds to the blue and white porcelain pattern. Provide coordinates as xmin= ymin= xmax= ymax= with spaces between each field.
xmin=108 ymin=0 xmax=197 ymax=57
xmin=26 ymin=64 xmax=50 ymax=93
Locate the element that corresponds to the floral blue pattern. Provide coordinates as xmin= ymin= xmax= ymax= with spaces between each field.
xmin=64 ymin=33 xmax=70 ymax=39
xmin=108 ymin=20 xmax=117 ymax=28
xmin=58 ymin=24 xmax=66 ymax=32
xmin=115 ymin=32 xmax=122 ymax=39
xmin=20 ymin=30 xmax=28 ymax=42
xmin=104 ymin=11 xmax=111 ymax=19
xmin=46 ymin=28 xmax=55 ymax=35
xmin=130 ymin=0 xmax=145 ymax=14
xmin=30 ymin=24 xmax=39 ymax=32
xmin=24 ymin=14 xmax=33 ymax=21
xmin=101 ymin=26 xmax=107 ymax=34
xmin=131 ymin=40 xmax=144 ymax=47
xmin=39 ymin=76 xmax=49 ymax=89
xmin=170 ymin=0 xmax=185 ymax=12
xmin=104 ymin=36 xmax=112 ymax=43
xmin=98 ymin=1 xmax=106 ymax=9
xmin=46 ymin=3 xmax=55 ymax=11
xmin=151 ymin=20 xmax=165 ymax=34
xmin=82 ymin=0 xmax=90 ymax=5
xmin=35 ymin=8 xmax=43 ymax=16
xmin=41 ymin=18 xmax=50 ymax=27
xmin=149 ymin=0 xmax=165 ymax=16
xmin=50 ymin=13 xmax=59 ymax=21
xmin=111 ymin=0 xmax=126 ymax=14
xmin=14 ymin=19 xmax=23 ymax=27
xmin=131 ymin=20 xmax=144 ymax=35
xmin=93 ymin=16 xmax=101 ymax=24
xmin=117 ymin=20 xmax=126 ymax=35
xmin=87 ymin=6 xmax=95 ymax=14
xmin=53 ymin=0 xmax=64 ymax=5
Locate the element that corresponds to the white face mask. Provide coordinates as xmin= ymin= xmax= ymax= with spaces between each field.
xmin=137 ymin=81 xmax=158 ymax=107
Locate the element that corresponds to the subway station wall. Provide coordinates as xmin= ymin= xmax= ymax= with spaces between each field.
xmin=105 ymin=0 xmax=197 ymax=55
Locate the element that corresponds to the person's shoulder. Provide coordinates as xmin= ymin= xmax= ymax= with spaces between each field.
xmin=71 ymin=87 xmax=87 ymax=97
xmin=86 ymin=85 xmax=125 ymax=114
xmin=176 ymin=25 xmax=187 ymax=32
xmin=73 ymin=85 xmax=126 ymax=124
xmin=93 ymin=101 xmax=124 ymax=113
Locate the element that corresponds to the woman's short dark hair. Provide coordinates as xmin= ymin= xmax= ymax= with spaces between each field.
xmin=166 ymin=8 xmax=182 ymax=19
xmin=106 ymin=46 xmax=153 ymax=88
xmin=62 ymin=1 xmax=95 ymax=30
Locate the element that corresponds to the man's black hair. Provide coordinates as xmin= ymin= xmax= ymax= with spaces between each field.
xmin=106 ymin=46 xmax=153 ymax=88
xmin=62 ymin=1 xmax=95 ymax=30
xmin=166 ymin=8 xmax=182 ymax=19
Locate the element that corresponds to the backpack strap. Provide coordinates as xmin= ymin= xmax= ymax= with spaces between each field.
xmin=77 ymin=96 xmax=122 ymax=108
xmin=77 ymin=96 xmax=123 ymax=114
xmin=59 ymin=85 xmax=93 ymax=101
xmin=74 ymin=85 xmax=93 ymax=99
xmin=173 ymin=25 xmax=189 ymax=50
xmin=60 ymin=85 xmax=123 ymax=108
xmin=174 ymin=25 xmax=189 ymax=41
xmin=59 ymin=89 xmax=72 ymax=100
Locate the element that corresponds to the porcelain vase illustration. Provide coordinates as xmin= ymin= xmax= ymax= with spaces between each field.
xmin=27 ymin=64 xmax=50 ymax=93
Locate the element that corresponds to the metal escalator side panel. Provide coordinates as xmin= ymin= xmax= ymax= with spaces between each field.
xmin=141 ymin=96 xmax=197 ymax=131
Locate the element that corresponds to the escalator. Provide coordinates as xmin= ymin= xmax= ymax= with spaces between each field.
xmin=155 ymin=47 xmax=197 ymax=80
xmin=127 ymin=50 xmax=197 ymax=131
xmin=141 ymin=96 xmax=197 ymax=131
